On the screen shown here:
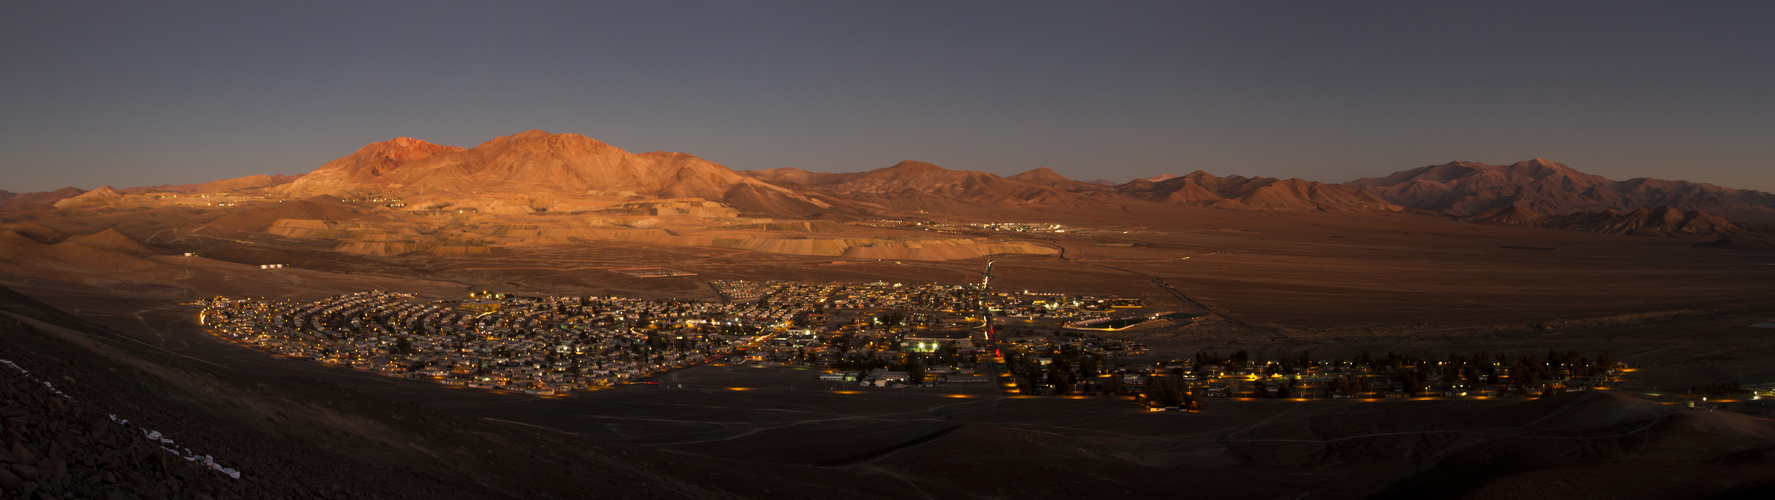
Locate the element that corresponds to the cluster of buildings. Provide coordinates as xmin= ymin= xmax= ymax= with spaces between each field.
xmin=196 ymin=280 xmax=1626 ymax=409
xmin=999 ymin=343 xmax=1625 ymax=408
xmin=714 ymin=280 xmax=1142 ymax=320
xmin=706 ymin=280 xmax=775 ymax=302
xmin=965 ymin=222 xmax=1068 ymax=233
xmin=198 ymin=291 xmax=775 ymax=395
xmin=853 ymin=218 xmax=1073 ymax=234
xmin=197 ymin=280 xmax=1173 ymax=396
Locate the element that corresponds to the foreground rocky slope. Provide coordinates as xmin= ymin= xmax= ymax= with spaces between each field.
xmin=0 ymin=285 xmax=750 ymax=499
xmin=0 ymin=339 xmax=245 ymax=498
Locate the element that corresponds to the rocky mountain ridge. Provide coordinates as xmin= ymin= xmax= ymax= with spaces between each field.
xmin=1346 ymin=159 xmax=1775 ymax=224
xmin=1459 ymin=205 xmax=1768 ymax=238
xmin=743 ymin=162 xmax=1393 ymax=213
xmin=1115 ymin=171 xmax=1400 ymax=211
xmin=279 ymin=130 xmax=841 ymax=218
xmin=16 ymin=131 xmax=1775 ymax=241
xmin=0 ymin=187 xmax=87 ymax=208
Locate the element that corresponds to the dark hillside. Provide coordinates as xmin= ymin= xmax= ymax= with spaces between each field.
xmin=0 ymin=285 xmax=718 ymax=498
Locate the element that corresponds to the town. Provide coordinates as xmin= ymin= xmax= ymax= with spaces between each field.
xmin=197 ymin=280 xmax=1633 ymax=408
xmin=195 ymin=280 xmax=1167 ymax=394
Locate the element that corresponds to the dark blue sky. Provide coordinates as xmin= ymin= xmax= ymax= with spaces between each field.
xmin=4 ymin=1 xmax=1772 ymax=192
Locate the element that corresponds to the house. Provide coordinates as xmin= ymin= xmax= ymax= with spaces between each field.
xmin=819 ymin=371 xmax=860 ymax=382
xmin=904 ymin=330 xmax=970 ymax=352
xmin=943 ymin=373 xmax=990 ymax=383
xmin=865 ymin=368 xmax=910 ymax=385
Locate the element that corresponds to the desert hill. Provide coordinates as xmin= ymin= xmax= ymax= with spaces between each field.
xmin=1459 ymin=205 xmax=1771 ymax=239
xmin=279 ymin=136 xmax=466 ymax=195
xmin=745 ymin=160 xmax=1100 ymax=213
xmin=1005 ymin=167 xmax=1114 ymax=192
xmin=741 ymin=166 xmax=854 ymax=187
xmin=0 ymin=223 xmax=73 ymax=244
xmin=1695 ymin=236 xmax=1775 ymax=250
xmin=1548 ymin=207 xmax=1747 ymax=237
xmin=205 ymin=198 xmax=382 ymax=232
xmin=64 ymin=228 xmax=161 ymax=255
xmin=0 ymin=230 xmax=170 ymax=278
xmin=2 ymin=188 xmax=85 ymax=208
xmin=1118 ymin=171 xmax=1401 ymax=211
xmin=51 ymin=185 xmax=123 ymax=208
xmin=1350 ymin=159 xmax=1775 ymax=223
xmin=0 ymin=187 xmax=86 ymax=208
xmin=280 ymin=131 xmax=835 ymax=218
xmin=719 ymin=181 xmax=877 ymax=219
xmin=1457 ymin=205 xmax=1549 ymax=226
xmin=745 ymin=161 xmax=1401 ymax=214
xmin=122 ymin=174 xmax=302 ymax=195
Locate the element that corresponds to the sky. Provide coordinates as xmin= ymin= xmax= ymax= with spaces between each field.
xmin=3 ymin=1 xmax=1772 ymax=193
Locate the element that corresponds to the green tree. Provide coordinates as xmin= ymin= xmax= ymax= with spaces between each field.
xmin=1146 ymin=375 xmax=1187 ymax=407
xmin=1047 ymin=358 xmax=1075 ymax=395
xmin=1079 ymin=357 xmax=1100 ymax=379
xmin=1102 ymin=374 xmax=1125 ymax=395
xmin=1508 ymin=359 xmax=1530 ymax=389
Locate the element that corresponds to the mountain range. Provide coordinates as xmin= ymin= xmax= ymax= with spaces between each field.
xmin=1458 ymin=205 xmax=1774 ymax=238
xmin=1348 ymin=159 xmax=1775 ymax=224
xmin=743 ymin=161 xmax=1397 ymax=213
xmin=0 ymin=186 xmax=87 ymax=208
xmin=9 ymin=131 xmax=1775 ymax=238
